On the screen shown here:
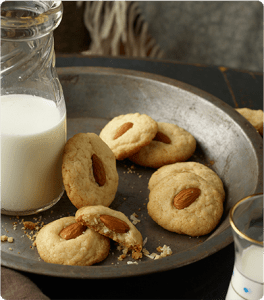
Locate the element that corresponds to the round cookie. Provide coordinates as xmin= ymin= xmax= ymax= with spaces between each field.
xmin=236 ymin=108 xmax=263 ymax=136
xmin=62 ymin=133 xmax=119 ymax=209
xmin=99 ymin=113 xmax=158 ymax=160
xmin=35 ymin=216 xmax=110 ymax=266
xmin=76 ymin=205 xmax=143 ymax=259
xmin=148 ymin=161 xmax=225 ymax=201
xmin=147 ymin=172 xmax=223 ymax=236
xmin=128 ymin=122 xmax=196 ymax=168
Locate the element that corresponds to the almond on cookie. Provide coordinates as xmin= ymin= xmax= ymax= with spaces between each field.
xmin=62 ymin=133 xmax=119 ymax=209
xmin=99 ymin=113 xmax=158 ymax=160
xmin=129 ymin=122 xmax=196 ymax=168
xmin=75 ymin=205 xmax=143 ymax=259
xmin=35 ymin=216 xmax=110 ymax=266
xmin=148 ymin=161 xmax=225 ymax=201
xmin=147 ymin=172 xmax=223 ymax=236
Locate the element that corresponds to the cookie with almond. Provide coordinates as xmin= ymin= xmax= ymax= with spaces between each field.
xmin=62 ymin=133 xmax=119 ymax=209
xmin=148 ymin=161 xmax=225 ymax=201
xmin=35 ymin=216 xmax=110 ymax=266
xmin=147 ymin=172 xmax=223 ymax=236
xmin=75 ymin=205 xmax=143 ymax=259
xmin=128 ymin=122 xmax=196 ymax=168
xmin=99 ymin=113 xmax=158 ymax=160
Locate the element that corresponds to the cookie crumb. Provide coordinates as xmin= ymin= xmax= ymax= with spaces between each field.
xmin=156 ymin=246 xmax=163 ymax=252
xmin=118 ymin=254 xmax=127 ymax=261
xmin=130 ymin=213 xmax=140 ymax=225
xmin=156 ymin=245 xmax=172 ymax=258
xmin=1 ymin=235 xmax=8 ymax=242
xmin=7 ymin=237 xmax=14 ymax=243
xmin=23 ymin=221 xmax=37 ymax=230
xmin=132 ymin=250 xmax=142 ymax=260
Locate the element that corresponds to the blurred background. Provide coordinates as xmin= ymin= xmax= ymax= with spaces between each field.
xmin=54 ymin=1 xmax=263 ymax=72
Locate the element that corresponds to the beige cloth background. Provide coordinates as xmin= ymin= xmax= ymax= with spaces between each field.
xmin=137 ymin=1 xmax=263 ymax=72
xmin=1 ymin=267 xmax=50 ymax=300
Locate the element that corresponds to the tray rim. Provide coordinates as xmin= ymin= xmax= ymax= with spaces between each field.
xmin=1 ymin=66 xmax=263 ymax=278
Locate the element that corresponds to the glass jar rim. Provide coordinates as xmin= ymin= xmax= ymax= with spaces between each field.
xmin=229 ymin=193 xmax=263 ymax=246
xmin=1 ymin=1 xmax=63 ymax=40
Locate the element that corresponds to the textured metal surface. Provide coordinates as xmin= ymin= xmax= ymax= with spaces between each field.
xmin=1 ymin=67 xmax=263 ymax=278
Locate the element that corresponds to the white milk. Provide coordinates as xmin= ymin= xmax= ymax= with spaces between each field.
xmin=240 ymin=245 xmax=263 ymax=283
xmin=226 ymin=245 xmax=264 ymax=300
xmin=1 ymin=94 xmax=66 ymax=212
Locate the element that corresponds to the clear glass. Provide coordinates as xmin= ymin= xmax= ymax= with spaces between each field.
xmin=226 ymin=194 xmax=263 ymax=300
xmin=1 ymin=1 xmax=67 ymax=215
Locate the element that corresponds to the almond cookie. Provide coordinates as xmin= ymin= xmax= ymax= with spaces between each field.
xmin=62 ymin=133 xmax=119 ymax=209
xmin=236 ymin=108 xmax=263 ymax=136
xmin=99 ymin=113 xmax=158 ymax=160
xmin=128 ymin=122 xmax=196 ymax=168
xmin=147 ymin=172 xmax=223 ymax=236
xmin=148 ymin=161 xmax=225 ymax=201
xmin=76 ymin=205 xmax=143 ymax=259
xmin=35 ymin=216 xmax=110 ymax=266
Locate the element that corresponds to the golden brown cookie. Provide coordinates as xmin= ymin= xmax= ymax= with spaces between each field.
xmin=148 ymin=161 xmax=225 ymax=201
xmin=99 ymin=113 xmax=158 ymax=160
xmin=236 ymin=108 xmax=263 ymax=136
xmin=35 ymin=216 xmax=110 ymax=266
xmin=128 ymin=122 xmax=196 ymax=168
xmin=76 ymin=205 xmax=143 ymax=259
xmin=147 ymin=172 xmax=223 ymax=236
xmin=62 ymin=133 xmax=119 ymax=209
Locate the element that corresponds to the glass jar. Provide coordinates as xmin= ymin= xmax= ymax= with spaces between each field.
xmin=1 ymin=1 xmax=67 ymax=216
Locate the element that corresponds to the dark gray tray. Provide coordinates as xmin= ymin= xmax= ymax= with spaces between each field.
xmin=1 ymin=67 xmax=263 ymax=278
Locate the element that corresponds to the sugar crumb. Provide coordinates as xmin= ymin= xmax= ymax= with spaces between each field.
xmin=127 ymin=261 xmax=138 ymax=265
xmin=143 ymin=245 xmax=172 ymax=260
xmin=130 ymin=212 xmax=140 ymax=225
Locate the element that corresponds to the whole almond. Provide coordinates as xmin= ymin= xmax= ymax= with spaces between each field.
xmin=153 ymin=131 xmax=171 ymax=144
xmin=173 ymin=188 xmax=201 ymax=209
xmin=99 ymin=215 xmax=130 ymax=233
xmin=92 ymin=154 xmax=106 ymax=186
xmin=114 ymin=122 xmax=133 ymax=139
xmin=59 ymin=222 xmax=87 ymax=240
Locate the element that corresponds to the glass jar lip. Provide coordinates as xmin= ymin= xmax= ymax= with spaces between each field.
xmin=229 ymin=193 xmax=263 ymax=246
xmin=1 ymin=1 xmax=63 ymax=40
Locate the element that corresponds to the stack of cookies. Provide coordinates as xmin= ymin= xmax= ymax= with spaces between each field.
xmin=35 ymin=112 xmax=226 ymax=266
xmin=35 ymin=205 xmax=143 ymax=266
xmin=99 ymin=112 xmax=197 ymax=168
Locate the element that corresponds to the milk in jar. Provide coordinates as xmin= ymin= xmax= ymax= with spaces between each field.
xmin=1 ymin=94 xmax=66 ymax=213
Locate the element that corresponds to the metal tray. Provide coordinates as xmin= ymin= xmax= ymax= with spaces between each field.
xmin=1 ymin=67 xmax=263 ymax=278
